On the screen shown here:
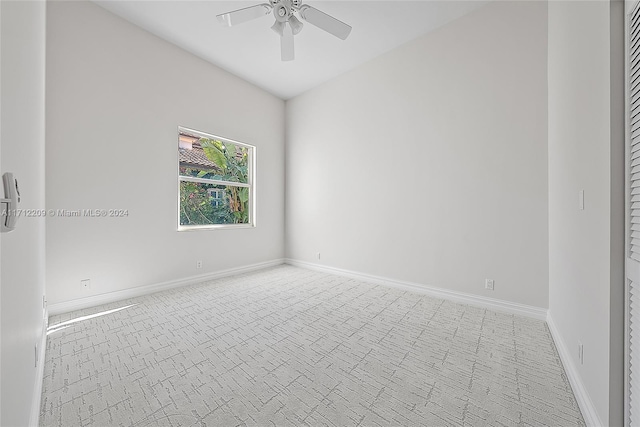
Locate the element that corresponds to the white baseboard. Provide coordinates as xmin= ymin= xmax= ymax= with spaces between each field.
xmin=48 ymin=259 xmax=285 ymax=316
xmin=285 ymin=259 xmax=547 ymax=320
xmin=29 ymin=312 xmax=48 ymax=426
xmin=546 ymin=312 xmax=603 ymax=427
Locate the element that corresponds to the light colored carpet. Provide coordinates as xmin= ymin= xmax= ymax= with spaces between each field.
xmin=40 ymin=265 xmax=584 ymax=426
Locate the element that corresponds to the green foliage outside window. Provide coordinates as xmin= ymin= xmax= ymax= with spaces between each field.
xmin=179 ymin=138 xmax=251 ymax=227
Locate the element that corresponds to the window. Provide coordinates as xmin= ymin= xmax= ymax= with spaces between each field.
xmin=178 ymin=127 xmax=255 ymax=230
xmin=208 ymin=189 xmax=225 ymax=207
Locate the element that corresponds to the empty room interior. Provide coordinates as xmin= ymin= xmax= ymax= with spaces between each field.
xmin=0 ymin=0 xmax=631 ymax=425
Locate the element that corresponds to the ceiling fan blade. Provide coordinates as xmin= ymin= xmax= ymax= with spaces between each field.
xmin=298 ymin=5 xmax=351 ymax=40
xmin=281 ymin=24 xmax=294 ymax=61
xmin=217 ymin=4 xmax=272 ymax=27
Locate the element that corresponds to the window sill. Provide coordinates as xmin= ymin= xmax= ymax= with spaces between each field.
xmin=177 ymin=223 xmax=255 ymax=232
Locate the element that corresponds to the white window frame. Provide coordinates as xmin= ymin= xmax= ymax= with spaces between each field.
xmin=177 ymin=126 xmax=256 ymax=231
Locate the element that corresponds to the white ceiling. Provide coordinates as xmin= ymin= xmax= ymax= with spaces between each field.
xmin=93 ymin=0 xmax=488 ymax=99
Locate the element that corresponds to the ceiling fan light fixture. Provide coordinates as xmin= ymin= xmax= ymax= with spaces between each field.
xmin=289 ymin=15 xmax=303 ymax=35
xmin=273 ymin=3 xmax=290 ymax=23
xmin=271 ymin=20 xmax=285 ymax=36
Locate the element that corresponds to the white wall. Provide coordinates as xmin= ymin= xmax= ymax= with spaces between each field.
xmin=0 ymin=1 xmax=47 ymax=425
xmin=547 ymin=1 xmax=624 ymax=425
xmin=46 ymin=1 xmax=285 ymax=305
xmin=286 ymin=1 xmax=549 ymax=309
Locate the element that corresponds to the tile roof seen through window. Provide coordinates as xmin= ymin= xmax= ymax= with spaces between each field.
xmin=179 ymin=144 xmax=218 ymax=170
xmin=179 ymin=132 xmax=219 ymax=171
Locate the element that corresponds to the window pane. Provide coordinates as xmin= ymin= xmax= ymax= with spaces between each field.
xmin=179 ymin=181 xmax=250 ymax=226
xmin=179 ymin=135 xmax=249 ymax=184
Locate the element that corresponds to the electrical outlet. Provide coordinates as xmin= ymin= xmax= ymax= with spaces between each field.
xmin=81 ymin=279 xmax=91 ymax=290
xmin=579 ymin=190 xmax=585 ymax=210
xmin=578 ymin=342 xmax=584 ymax=365
xmin=485 ymin=279 xmax=494 ymax=290
xmin=317 ymin=252 xmax=321 ymax=260
xmin=196 ymin=260 xmax=203 ymax=269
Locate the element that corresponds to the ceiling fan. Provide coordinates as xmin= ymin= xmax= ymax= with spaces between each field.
xmin=217 ymin=0 xmax=352 ymax=61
